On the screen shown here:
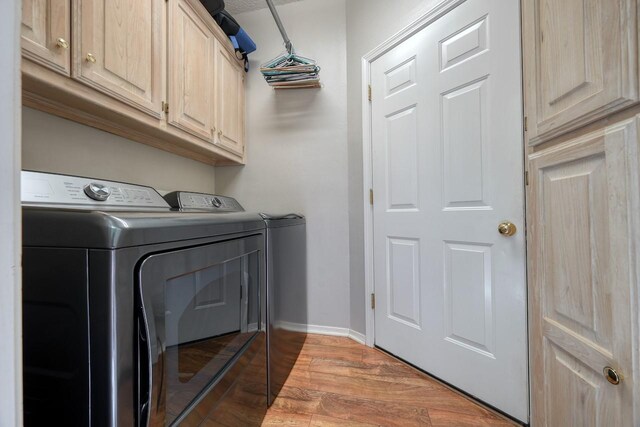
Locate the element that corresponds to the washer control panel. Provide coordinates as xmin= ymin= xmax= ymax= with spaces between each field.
xmin=163 ymin=191 xmax=245 ymax=212
xmin=21 ymin=171 xmax=170 ymax=209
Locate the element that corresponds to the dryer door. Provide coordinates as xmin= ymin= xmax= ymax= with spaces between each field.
xmin=137 ymin=234 xmax=264 ymax=426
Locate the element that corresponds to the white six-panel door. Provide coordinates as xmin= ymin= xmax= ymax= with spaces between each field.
xmin=370 ymin=0 xmax=527 ymax=421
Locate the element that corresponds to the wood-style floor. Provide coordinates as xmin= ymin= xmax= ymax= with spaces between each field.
xmin=262 ymin=335 xmax=518 ymax=427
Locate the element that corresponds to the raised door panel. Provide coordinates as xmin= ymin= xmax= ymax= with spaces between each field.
xmin=168 ymin=0 xmax=215 ymax=141
xmin=523 ymin=0 xmax=638 ymax=145
xmin=528 ymin=117 xmax=640 ymax=426
xmin=21 ymin=0 xmax=71 ymax=75
xmin=443 ymin=242 xmax=494 ymax=357
xmin=215 ymin=44 xmax=244 ymax=156
xmin=73 ymin=0 xmax=163 ymax=117
xmin=386 ymin=105 xmax=418 ymax=211
xmin=441 ymin=77 xmax=490 ymax=209
xmin=387 ymin=237 xmax=421 ymax=328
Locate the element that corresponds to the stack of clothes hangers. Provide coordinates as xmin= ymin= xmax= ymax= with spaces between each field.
xmin=260 ymin=52 xmax=321 ymax=89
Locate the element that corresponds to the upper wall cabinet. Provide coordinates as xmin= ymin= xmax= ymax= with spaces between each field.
xmin=523 ymin=0 xmax=639 ymax=145
xmin=20 ymin=0 xmax=246 ymax=165
xmin=168 ymin=0 xmax=216 ymax=141
xmin=215 ymin=43 xmax=245 ymax=157
xmin=21 ymin=0 xmax=71 ymax=76
xmin=73 ymin=0 xmax=164 ymax=117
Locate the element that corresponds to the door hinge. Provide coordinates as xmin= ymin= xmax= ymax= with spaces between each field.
xmin=525 ymin=170 xmax=529 ymax=186
xmin=370 ymin=293 xmax=376 ymax=310
xmin=368 ymin=84 xmax=372 ymax=102
xmin=369 ymin=189 xmax=374 ymax=205
xmin=162 ymin=101 xmax=169 ymax=114
xmin=524 ymin=116 xmax=528 ymax=131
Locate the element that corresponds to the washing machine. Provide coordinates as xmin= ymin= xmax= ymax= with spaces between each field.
xmin=261 ymin=213 xmax=307 ymax=405
xmin=162 ymin=193 xmax=308 ymax=406
xmin=21 ymin=171 xmax=267 ymax=426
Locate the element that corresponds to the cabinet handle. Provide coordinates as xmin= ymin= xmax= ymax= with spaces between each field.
xmin=603 ymin=367 xmax=622 ymax=385
xmin=218 ymin=130 xmax=223 ymax=138
xmin=212 ymin=126 xmax=216 ymax=133
xmin=56 ymin=38 xmax=69 ymax=49
xmin=86 ymin=53 xmax=96 ymax=63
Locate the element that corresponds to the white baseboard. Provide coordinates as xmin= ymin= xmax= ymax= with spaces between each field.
xmin=275 ymin=321 xmax=366 ymax=345
xmin=347 ymin=329 xmax=366 ymax=345
xmin=272 ymin=320 xmax=305 ymax=333
xmin=306 ymin=324 xmax=349 ymax=337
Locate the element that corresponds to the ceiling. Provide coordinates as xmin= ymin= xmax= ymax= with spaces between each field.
xmin=224 ymin=0 xmax=304 ymax=15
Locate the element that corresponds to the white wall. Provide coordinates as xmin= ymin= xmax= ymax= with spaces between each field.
xmin=215 ymin=0 xmax=351 ymax=329
xmin=345 ymin=0 xmax=442 ymax=334
xmin=0 ymin=0 xmax=22 ymax=425
xmin=22 ymin=108 xmax=217 ymax=194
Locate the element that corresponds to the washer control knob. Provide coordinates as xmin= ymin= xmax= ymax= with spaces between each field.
xmin=211 ymin=197 xmax=222 ymax=208
xmin=84 ymin=182 xmax=111 ymax=201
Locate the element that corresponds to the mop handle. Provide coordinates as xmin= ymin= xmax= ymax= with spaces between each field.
xmin=265 ymin=0 xmax=293 ymax=54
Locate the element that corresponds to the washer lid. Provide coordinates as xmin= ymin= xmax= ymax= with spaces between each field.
xmin=23 ymin=208 xmax=265 ymax=249
xmin=260 ymin=213 xmax=306 ymax=228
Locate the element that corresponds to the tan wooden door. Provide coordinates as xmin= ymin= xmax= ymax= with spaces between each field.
xmin=522 ymin=0 xmax=638 ymax=146
xmin=21 ymin=0 xmax=71 ymax=76
xmin=167 ymin=0 xmax=215 ymax=142
xmin=73 ymin=0 xmax=164 ymax=117
xmin=215 ymin=43 xmax=245 ymax=157
xmin=527 ymin=117 xmax=640 ymax=426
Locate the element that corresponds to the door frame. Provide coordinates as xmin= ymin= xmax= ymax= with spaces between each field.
xmin=0 ymin=0 xmax=22 ymax=424
xmin=361 ymin=0 xmax=467 ymax=347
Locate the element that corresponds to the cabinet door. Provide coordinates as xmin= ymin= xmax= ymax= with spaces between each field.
xmin=527 ymin=117 xmax=640 ymax=426
xmin=523 ymin=0 xmax=638 ymax=145
xmin=215 ymin=43 xmax=245 ymax=157
xmin=22 ymin=0 xmax=71 ymax=76
xmin=74 ymin=0 xmax=164 ymax=117
xmin=167 ymin=0 xmax=215 ymax=141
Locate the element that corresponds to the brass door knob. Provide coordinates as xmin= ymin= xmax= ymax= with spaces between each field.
xmin=86 ymin=53 xmax=96 ymax=63
xmin=498 ymin=221 xmax=517 ymax=236
xmin=603 ymin=366 xmax=622 ymax=385
xmin=56 ymin=38 xmax=69 ymax=49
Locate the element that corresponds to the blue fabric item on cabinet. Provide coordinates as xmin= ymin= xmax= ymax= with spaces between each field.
xmin=229 ymin=35 xmax=239 ymax=50
xmin=235 ymin=28 xmax=256 ymax=54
